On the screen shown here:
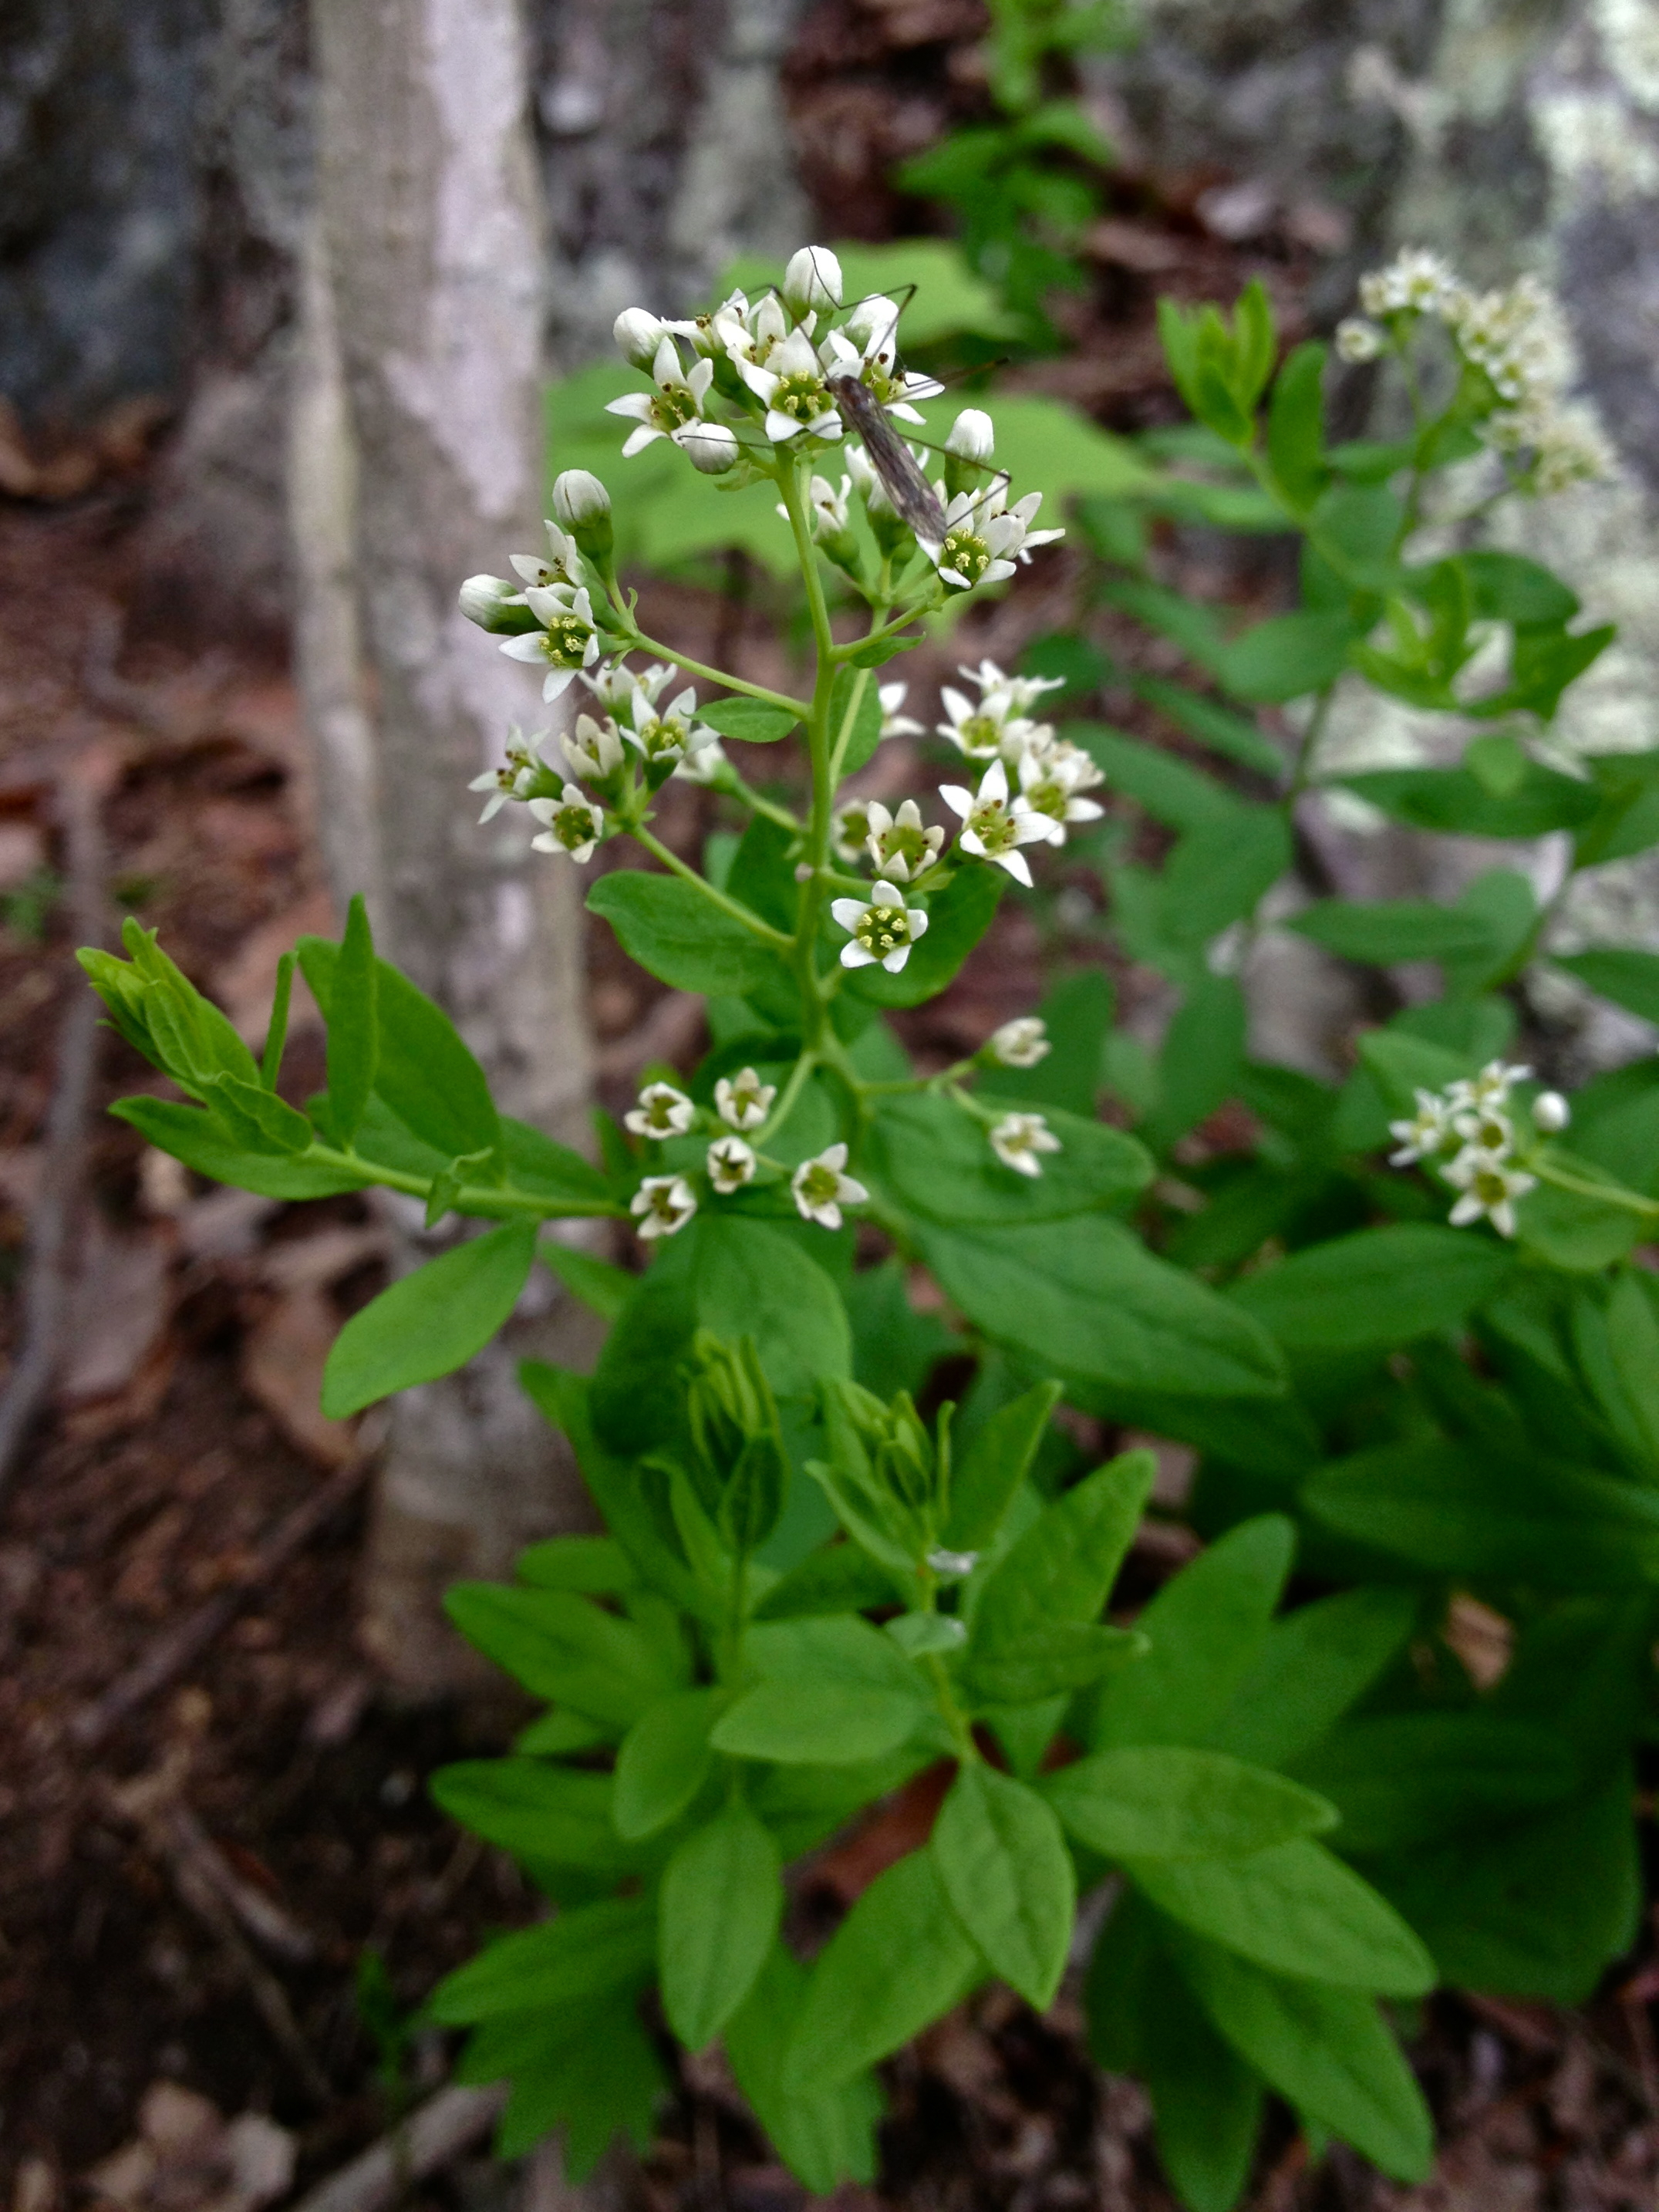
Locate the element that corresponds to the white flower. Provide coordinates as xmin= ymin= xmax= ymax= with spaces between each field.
xmin=716 ymin=1067 xmax=776 ymax=1132
xmin=605 ymin=334 xmax=718 ymax=458
xmin=1336 ymin=318 xmax=1386 ymax=362
xmin=922 ymin=481 xmax=1063 ymax=590
xmin=673 ymin=736 xmax=729 ymax=785
xmin=988 ymin=1017 xmax=1050 ymax=1069
xmin=706 ymin=1135 xmax=757 ymax=1193
xmin=865 ymin=798 xmax=944 ymax=883
xmin=625 ymin=1081 xmax=696 ymax=1138
xmin=936 ymin=684 xmax=1040 ymax=763
xmin=680 ymin=420 xmax=741 ymax=474
xmin=1388 ymin=1089 xmax=1458 ymax=1166
xmin=528 ymin=784 xmax=604 ymax=862
xmin=507 ymin=520 xmax=585 ymax=595
xmin=783 ymin=244 xmax=844 ymax=318
xmin=632 ymin=1175 xmax=698 ymax=1239
xmin=878 ymin=683 xmax=923 ymax=739
xmin=620 ymin=683 xmax=717 ymax=773
xmin=741 ymin=325 xmax=842 ymax=445
xmin=498 ymin=585 xmax=600 ymax=701
xmin=1357 ymin=246 xmax=1462 ymax=318
xmin=1533 ymin=1091 xmax=1571 ymax=1134
xmin=551 ymin=470 xmax=610 ymax=529
xmin=988 ymin=1111 xmax=1062 ymax=1178
xmin=468 ymin=726 xmax=546 ymax=821
xmin=1016 ymin=746 xmax=1106 ymax=843
xmin=957 ymin=659 xmax=1068 ymax=717
xmin=614 ymin=307 xmax=673 ymax=369
xmin=946 ymin=409 xmax=996 ymax=463
xmin=582 ymin=659 xmax=645 ymax=715
xmin=562 ymin=713 xmax=626 ymax=782
xmin=830 ymin=878 xmax=930 ymax=973
xmin=926 ymin=1546 xmax=980 ymax=1580
xmin=1451 ymin=1101 xmax=1515 ymax=1157
xmin=821 ymin=308 xmax=942 ymax=422
xmin=831 ymin=800 xmax=874 ymax=867
xmin=809 ymin=474 xmax=852 ymax=535
xmin=1446 ymin=1060 xmax=1532 ymax=1114
xmin=714 ymin=289 xmax=791 ymax=373
xmin=939 ymin=760 xmax=1050 ymax=886
xmin=791 ymin=1142 xmax=868 ymax=1230
xmin=1445 ymin=1148 xmax=1536 ymax=1238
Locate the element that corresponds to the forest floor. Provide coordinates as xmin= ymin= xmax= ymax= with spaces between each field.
xmin=3 ymin=186 xmax=1659 ymax=2212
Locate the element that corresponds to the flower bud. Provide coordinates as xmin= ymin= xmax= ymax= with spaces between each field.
xmin=551 ymin=470 xmax=614 ymax=562
xmin=1532 ymin=1090 xmax=1571 ymax=1133
xmin=457 ymin=574 xmax=538 ymax=634
xmin=782 ymin=244 xmax=843 ymax=319
xmin=679 ymin=421 xmax=740 ymax=474
xmin=613 ymin=307 xmax=666 ymax=369
xmin=944 ymin=407 xmax=995 ymax=500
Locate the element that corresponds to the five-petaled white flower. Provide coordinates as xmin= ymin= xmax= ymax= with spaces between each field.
xmin=619 ymin=683 xmax=717 ymax=772
xmin=922 ymin=481 xmax=1064 ymax=590
xmin=528 ymin=784 xmax=604 ymax=862
xmin=741 ymin=325 xmax=843 ymax=445
xmin=939 ymin=760 xmax=1050 ymax=886
xmin=499 ymin=585 xmax=601 ymax=702
xmin=1445 ymin=1148 xmax=1535 ymax=1238
xmin=831 ymin=879 xmax=930 ymax=973
xmin=988 ymin=1016 xmax=1050 ymax=1069
xmin=936 ymin=683 xmax=1039 ymax=763
xmin=716 ymin=1067 xmax=776 ymax=1132
xmin=631 ymin=1175 xmax=698 ymax=1239
xmin=469 ymin=726 xmax=547 ymax=821
xmin=957 ymin=660 xmax=1068 ymax=717
xmin=1446 ymin=1060 xmax=1533 ymax=1114
xmin=605 ymin=335 xmax=717 ymax=459
xmin=791 ymin=1143 xmax=868 ymax=1230
xmin=865 ymin=799 xmax=944 ymax=883
xmin=1016 ymin=745 xmax=1105 ymax=843
xmin=706 ymin=1135 xmax=757 ymax=1193
xmin=988 ymin=1111 xmax=1063 ymax=1178
xmin=506 ymin=520 xmax=585 ymax=598
xmin=1388 ymin=1089 xmax=1459 ymax=1166
xmin=562 ymin=713 xmax=626 ymax=783
xmin=625 ymin=1081 xmax=696 ymax=1138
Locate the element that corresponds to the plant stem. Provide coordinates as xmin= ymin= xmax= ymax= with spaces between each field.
xmin=1534 ymin=1161 xmax=1659 ymax=1218
xmin=632 ymin=825 xmax=794 ymax=949
xmin=1285 ymin=683 xmax=1338 ymax=805
xmin=301 ymin=1144 xmax=623 ymax=1219
xmin=779 ymin=457 xmax=843 ymax=1050
xmin=622 ymin=629 xmax=810 ymax=723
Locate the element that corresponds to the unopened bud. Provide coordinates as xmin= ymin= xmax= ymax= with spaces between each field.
xmin=1532 ymin=1090 xmax=1570 ymax=1133
xmin=458 ymin=574 xmax=538 ymax=634
xmin=551 ymin=470 xmax=614 ymax=562
xmin=679 ymin=421 xmax=740 ymax=474
xmin=783 ymin=244 xmax=843 ymax=319
xmin=944 ymin=408 xmax=995 ymax=500
xmin=614 ymin=307 xmax=666 ymax=370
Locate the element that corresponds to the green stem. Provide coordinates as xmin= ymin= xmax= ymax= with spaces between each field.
xmin=302 ymin=1142 xmax=623 ymax=1220
xmin=632 ymin=825 xmax=794 ymax=949
xmin=621 ymin=629 xmax=810 ymax=723
xmin=754 ymin=1047 xmax=818 ymax=1149
xmin=779 ymin=457 xmax=843 ymax=1050
xmin=1534 ymin=1161 xmax=1659 ymax=1219
xmin=726 ymin=774 xmax=801 ymax=833
xmin=1285 ymin=683 xmax=1338 ymax=805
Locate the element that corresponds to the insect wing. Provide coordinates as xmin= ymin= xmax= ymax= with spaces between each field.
xmin=828 ymin=376 xmax=948 ymax=543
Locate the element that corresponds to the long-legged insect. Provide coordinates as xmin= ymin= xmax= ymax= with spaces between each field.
xmin=825 ymin=373 xmax=949 ymax=545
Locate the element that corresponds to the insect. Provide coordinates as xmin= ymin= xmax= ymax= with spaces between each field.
xmin=825 ymin=373 xmax=949 ymax=545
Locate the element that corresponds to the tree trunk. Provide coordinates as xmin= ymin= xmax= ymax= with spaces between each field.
xmin=305 ymin=0 xmax=600 ymax=1697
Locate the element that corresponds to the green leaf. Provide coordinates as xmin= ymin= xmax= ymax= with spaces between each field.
xmin=1138 ymin=1951 xmax=1265 ymax=2212
xmin=699 ymin=696 xmax=801 ymax=744
xmin=1303 ymin=1438 xmax=1659 ymax=1587
xmin=1337 ymin=761 xmax=1600 ymax=839
xmin=914 ymin=1218 xmax=1287 ymax=1403
xmin=696 ymin=1215 xmax=853 ymax=1400
xmin=428 ymin=1894 xmax=656 ymax=2021
xmin=199 ymin=1074 xmax=314 ymax=1156
xmin=1216 ymin=610 xmax=1356 ymax=703
xmin=1287 ymin=1715 xmax=1579 ymax=1853
xmin=326 ymin=893 xmax=379 ymax=1142
xmin=586 ymin=870 xmax=779 ymax=995
xmin=1145 ymin=971 xmax=1246 ymax=1150
xmin=109 ymin=1097 xmax=369 ymax=1200
xmin=460 ymin=1992 xmax=666 ymax=2175
xmin=319 ymin=1220 xmax=537 ymax=1417
xmin=725 ymin=1944 xmax=882 ymax=2193
xmin=540 ymin=1241 xmax=636 ymax=1321
xmin=659 ymin=1800 xmax=782 ymax=2050
xmin=1072 ymin=725 xmax=1239 ymax=835
xmin=1215 ymin=1587 xmax=1418 ymax=1770
xmin=1128 ymin=675 xmax=1283 ymax=777
xmin=1091 ymin=1516 xmax=1295 ymax=1751
xmin=752 ymin=1539 xmax=897 ymax=1620
xmin=867 ymin=1093 xmax=1151 ymax=1227
xmin=500 ymin=1120 xmax=612 ymax=1210
xmin=297 ymin=939 xmax=501 ymax=1160
xmin=711 ymin=1679 xmax=926 ymax=1764
xmin=719 ymin=238 xmax=1020 ymax=346
xmin=612 ymin=1691 xmax=720 ymax=1840
xmin=1174 ymin=1937 xmax=1433 ymax=2182
xmin=973 ymin=1448 xmax=1155 ymax=1659
xmin=1047 ymin=1746 xmax=1336 ymax=1861
xmin=963 ymin=1620 xmax=1146 ymax=1706
xmin=1289 ymin=896 xmax=1507 ymax=966
xmin=1553 ymin=947 xmax=1659 ymax=1025
xmin=846 ymin=865 xmax=1002 ymax=1010
xmin=1131 ymin=1839 xmax=1435 ymax=1995
xmin=1266 ymin=340 xmax=1327 ymax=514
xmin=1228 ymin=1224 xmax=1512 ymax=1350
xmin=1458 ymin=548 xmax=1580 ymax=628
xmin=430 ymin=1759 xmax=637 ymax=1868
xmin=1156 ymin=808 xmax=1293 ymax=948
xmin=828 ymin=664 xmax=884 ymax=774
xmin=444 ymin=1582 xmax=686 ymax=1725
xmin=514 ymin=1534 xmax=637 ymax=1593
xmin=933 ymin=1761 xmax=1074 ymax=2009
xmin=1607 ymin=1270 xmax=1659 ymax=1463
xmin=784 ymin=1848 xmax=983 ymax=2091
xmin=943 ymin=1379 xmax=1062 ymax=1554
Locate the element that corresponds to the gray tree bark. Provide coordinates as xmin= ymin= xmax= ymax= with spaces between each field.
xmin=305 ymin=0 xmax=600 ymax=1696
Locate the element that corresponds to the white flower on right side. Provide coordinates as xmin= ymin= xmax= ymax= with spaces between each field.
xmin=715 ymin=1067 xmax=776 ymax=1132
xmin=1445 ymin=1147 xmax=1535 ymax=1238
xmin=791 ymin=1143 xmax=868 ymax=1230
xmin=625 ymin=1081 xmax=696 ymax=1138
xmin=878 ymin=683 xmax=924 ymax=739
xmin=939 ymin=760 xmax=1050 ymax=886
xmin=1016 ymin=746 xmax=1105 ymax=842
xmin=631 ymin=1175 xmax=698 ymax=1239
xmin=922 ymin=482 xmax=1064 ymax=590
xmin=706 ymin=1135 xmax=757 ymax=1193
xmin=936 ymin=683 xmax=1039 ymax=763
xmin=865 ymin=798 xmax=944 ymax=883
xmin=988 ymin=1016 xmax=1050 ymax=1069
xmin=1532 ymin=1090 xmax=1571 ymax=1134
xmin=528 ymin=784 xmax=604 ymax=862
xmin=830 ymin=879 xmax=929 ymax=973
xmin=1446 ymin=1060 xmax=1532 ymax=1114
xmin=988 ymin=1111 xmax=1062 ymax=1178
xmin=562 ymin=713 xmax=626 ymax=782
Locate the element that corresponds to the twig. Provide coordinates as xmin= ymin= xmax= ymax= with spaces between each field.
xmin=69 ymin=1448 xmax=377 ymax=1748
xmin=284 ymin=2084 xmax=508 ymax=2212
xmin=162 ymin=1800 xmax=319 ymax=1965
xmin=0 ymin=753 xmax=114 ymax=1502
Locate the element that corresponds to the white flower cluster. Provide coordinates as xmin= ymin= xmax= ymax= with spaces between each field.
xmin=1337 ymin=248 xmax=1617 ymax=494
xmin=622 ymin=1066 xmax=868 ymax=1240
xmin=1388 ymin=1057 xmax=1569 ymax=1237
